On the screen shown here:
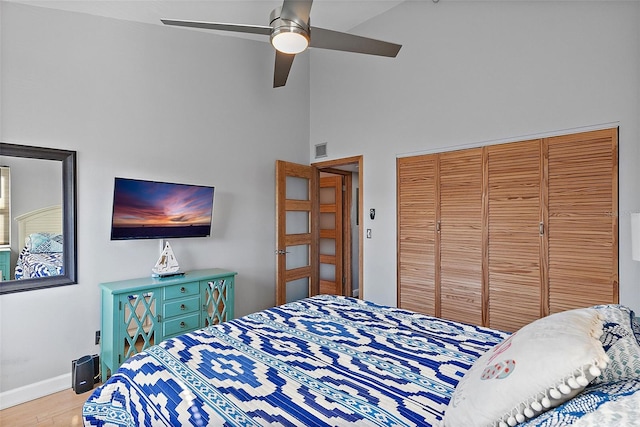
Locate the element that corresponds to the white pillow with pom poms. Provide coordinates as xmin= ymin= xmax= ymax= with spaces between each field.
xmin=443 ymin=308 xmax=609 ymax=427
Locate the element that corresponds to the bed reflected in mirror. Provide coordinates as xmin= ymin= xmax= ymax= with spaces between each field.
xmin=0 ymin=143 xmax=76 ymax=294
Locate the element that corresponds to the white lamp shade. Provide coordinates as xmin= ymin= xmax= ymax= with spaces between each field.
xmin=271 ymin=25 xmax=309 ymax=54
xmin=632 ymin=213 xmax=640 ymax=261
xmin=271 ymin=30 xmax=308 ymax=54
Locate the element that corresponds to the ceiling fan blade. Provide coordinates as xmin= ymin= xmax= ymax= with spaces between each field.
xmin=161 ymin=19 xmax=272 ymax=36
xmin=309 ymin=26 xmax=401 ymax=57
xmin=281 ymin=0 xmax=313 ymax=24
xmin=274 ymin=51 xmax=296 ymax=88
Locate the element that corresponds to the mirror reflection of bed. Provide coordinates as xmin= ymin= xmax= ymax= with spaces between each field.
xmin=13 ymin=205 xmax=63 ymax=280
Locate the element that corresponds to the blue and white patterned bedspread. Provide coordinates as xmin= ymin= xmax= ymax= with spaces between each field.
xmin=14 ymin=247 xmax=63 ymax=279
xmin=83 ymin=295 xmax=508 ymax=426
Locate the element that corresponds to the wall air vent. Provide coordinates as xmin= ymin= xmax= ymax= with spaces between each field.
xmin=315 ymin=143 xmax=328 ymax=159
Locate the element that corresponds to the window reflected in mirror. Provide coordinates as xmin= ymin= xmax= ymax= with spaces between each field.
xmin=0 ymin=167 xmax=10 ymax=281
xmin=0 ymin=167 xmax=10 ymax=246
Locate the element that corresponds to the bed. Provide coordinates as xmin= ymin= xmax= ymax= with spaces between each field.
xmin=83 ymin=295 xmax=640 ymax=427
xmin=13 ymin=205 xmax=64 ymax=280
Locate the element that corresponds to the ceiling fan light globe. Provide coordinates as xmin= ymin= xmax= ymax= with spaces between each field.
xmin=271 ymin=28 xmax=309 ymax=54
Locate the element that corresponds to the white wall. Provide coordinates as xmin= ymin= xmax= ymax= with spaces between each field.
xmin=310 ymin=1 xmax=640 ymax=312
xmin=0 ymin=2 xmax=310 ymax=401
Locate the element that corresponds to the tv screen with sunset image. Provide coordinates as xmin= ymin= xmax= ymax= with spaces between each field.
xmin=110 ymin=177 xmax=214 ymax=240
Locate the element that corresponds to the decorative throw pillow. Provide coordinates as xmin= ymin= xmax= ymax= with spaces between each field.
xmin=443 ymin=308 xmax=609 ymax=427
xmin=591 ymin=304 xmax=640 ymax=384
xmin=26 ymin=232 xmax=64 ymax=253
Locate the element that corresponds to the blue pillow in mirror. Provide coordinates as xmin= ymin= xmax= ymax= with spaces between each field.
xmin=26 ymin=232 xmax=63 ymax=253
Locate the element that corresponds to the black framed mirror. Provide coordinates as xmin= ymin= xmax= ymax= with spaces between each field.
xmin=0 ymin=143 xmax=77 ymax=294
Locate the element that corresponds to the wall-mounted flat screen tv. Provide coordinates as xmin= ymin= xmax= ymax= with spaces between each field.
xmin=110 ymin=177 xmax=214 ymax=240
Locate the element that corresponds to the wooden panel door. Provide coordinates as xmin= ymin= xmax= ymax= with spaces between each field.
xmin=275 ymin=161 xmax=319 ymax=305
xmin=319 ymin=175 xmax=344 ymax=295
xmin=547 ymin=128 xmax=618 ymax=313
xmin=439 ymin=149 xmax=484 ymax=325
xmin=487 ymin=140 xmax=544 ymax=331
xmin=397 ymin=155 xmax=438 ymax=315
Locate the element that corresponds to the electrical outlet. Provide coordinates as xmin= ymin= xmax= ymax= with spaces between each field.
xmin=95 ymin=330 xmax=100 ymax=345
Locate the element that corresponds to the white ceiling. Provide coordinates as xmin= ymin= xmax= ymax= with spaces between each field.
xmin=5 ymin=0 xmax=405 ymax=42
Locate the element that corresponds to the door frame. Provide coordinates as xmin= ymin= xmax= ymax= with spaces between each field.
xmin=312 ymin=155 xmax=364 ymax=300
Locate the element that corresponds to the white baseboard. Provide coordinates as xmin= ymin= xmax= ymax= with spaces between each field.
xmin=0 ymin=373 xmax=71 ymax=410
xmin=352 ymin=289 xmax=360 ymax=298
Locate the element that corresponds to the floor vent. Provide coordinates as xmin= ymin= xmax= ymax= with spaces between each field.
xmin=315 ymin=143 xmax=328 ymax=159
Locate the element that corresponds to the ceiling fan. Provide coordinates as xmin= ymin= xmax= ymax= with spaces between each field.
xmin=161 ymin=0 xmax=402 ymax=88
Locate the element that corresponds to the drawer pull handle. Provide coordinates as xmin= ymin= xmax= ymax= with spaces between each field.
xmin=180 ymin=287 xmax=186 ymax=293
xmin=180 ymin=321 xmax=186 ymax=328
xmin=180 ymin=304 xmax=186 ymax=310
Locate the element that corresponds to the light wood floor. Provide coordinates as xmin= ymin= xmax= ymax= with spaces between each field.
xmin=0 ymin=387 xmax=92 ymax=426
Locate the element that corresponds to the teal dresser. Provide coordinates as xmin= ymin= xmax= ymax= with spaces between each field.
xmin=0 ymin=247 xmax=10 ymax=281
xmin=100 ymin=268 xmax=236 ymax=382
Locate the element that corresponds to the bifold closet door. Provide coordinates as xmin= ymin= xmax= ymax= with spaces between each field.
xmin=396 ymin=127 xmax=618 ymax=328
xmin=397 ymin=155 xmax=437 ymax=315
xmin=547 ymin=128 xmax=618 ymax=313
xmin=439 ymin=149 xmax=483 ymax=326
xmin=487 ymin=140 xmax=544 ymax=332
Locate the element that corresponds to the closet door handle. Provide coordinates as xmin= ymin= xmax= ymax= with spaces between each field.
xmin=436 ymin=221 xmax=441 ymax=233
xmin=539 ymin=222 xmax=545 ymax=236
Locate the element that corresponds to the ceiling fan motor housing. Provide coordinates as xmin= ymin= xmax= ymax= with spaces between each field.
xmin=269 ymin=7 xmax=310 ymax=54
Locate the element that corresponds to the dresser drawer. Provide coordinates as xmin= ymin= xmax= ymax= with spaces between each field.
xmin=163 ymin=313 xmax=200 ymax=337
xmin=163 ymin=296 xmax=199 ymax=319
xmin=164 ymin=281 xmax=199 ymax=300
xmin=0 ymin=262 xmax=9 ymax=281
xmin=0 ymin=249 xmax=10 ymax=281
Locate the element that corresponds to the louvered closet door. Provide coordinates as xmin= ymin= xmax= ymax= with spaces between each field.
xmin=439 ymin=149 xmax=483 ymax=325
xmin=397 ymin=155 xmax=437 ymax=315
xmin=547 ymin=128 xmax=618 ymax=313
xmin=487 ymin=140 xmax=543 ymax=332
